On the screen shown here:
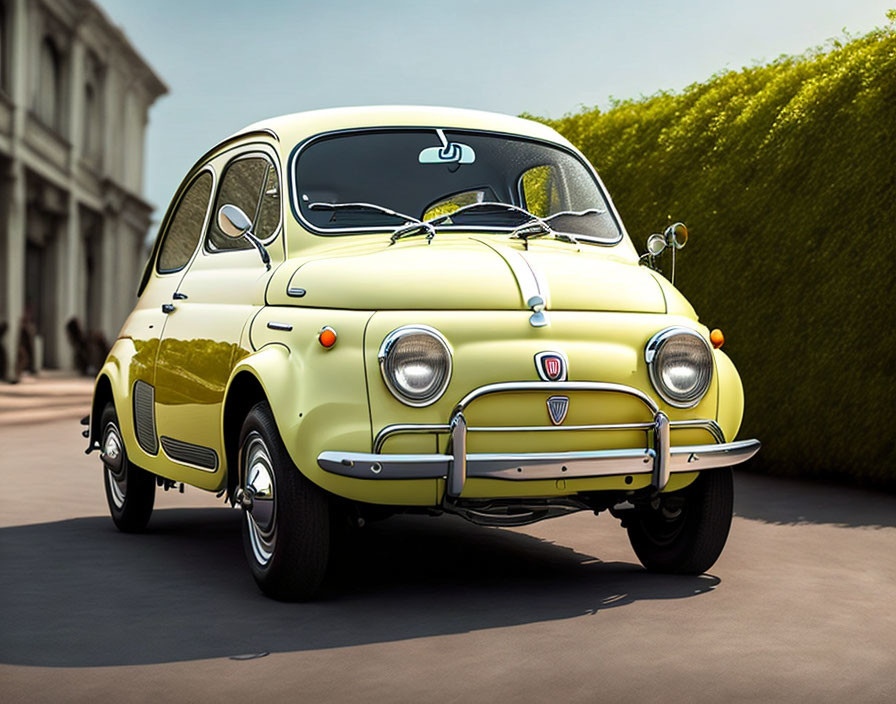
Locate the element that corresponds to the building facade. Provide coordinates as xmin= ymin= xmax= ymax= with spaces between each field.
xmin=0 ymin=0 xmax=166 ymax=380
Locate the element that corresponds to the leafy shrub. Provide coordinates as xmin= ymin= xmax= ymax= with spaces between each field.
xmin=528 ymin=17 xmax=896 ymax=489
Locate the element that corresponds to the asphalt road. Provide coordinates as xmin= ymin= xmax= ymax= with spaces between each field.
xmin=2 ymin=410 xmax=895 ymax=703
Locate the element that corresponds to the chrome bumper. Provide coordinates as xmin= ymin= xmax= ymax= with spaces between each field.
xmin=316 ymin=381 xmax=761 ymax=496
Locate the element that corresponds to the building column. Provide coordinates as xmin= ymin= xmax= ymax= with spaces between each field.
xmin=1 ymin=160 xmax=26 ymax=381
xmin=53 ymin=190 xmax=81 ymax=371
xmin=98 ymin=209 xmax=119 ymax=341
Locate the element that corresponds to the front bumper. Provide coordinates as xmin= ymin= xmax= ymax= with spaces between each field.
xmin=317 ymin=381 xmax=760 ymax=496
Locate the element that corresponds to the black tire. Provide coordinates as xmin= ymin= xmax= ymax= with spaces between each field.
xmin=626 ymin=467 xmax=733 ymax=574
xmin=100 ymin=402 xmax=155 ymax=532
xmin=239 ymin=401 xmax=330 ymax=601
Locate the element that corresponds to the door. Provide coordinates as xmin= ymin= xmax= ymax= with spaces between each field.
xmin=124 ymin=168 xmax=215 ymax=464
xmin=153 ymin=144 xmax=284 ymax=490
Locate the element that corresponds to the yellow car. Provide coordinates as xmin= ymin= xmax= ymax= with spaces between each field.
xmin=85 ymin=106 xmax=759 ymax=600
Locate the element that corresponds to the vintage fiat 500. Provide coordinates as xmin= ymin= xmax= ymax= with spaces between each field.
xmin=86 ymin=106 xmax=759 ymax=600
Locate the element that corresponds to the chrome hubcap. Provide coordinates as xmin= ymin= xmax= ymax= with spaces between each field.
xmin=102 ymin=422 xmax=127 ymax=509
xmin=242 ymin=434 xmax=276 ymax=566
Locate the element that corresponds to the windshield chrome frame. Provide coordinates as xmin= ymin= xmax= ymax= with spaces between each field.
xmin=287 ymin=126 xmax=625 ymax=246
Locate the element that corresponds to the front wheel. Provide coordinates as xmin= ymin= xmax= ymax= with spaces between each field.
xmin=100 ymin=402 xmax=155 ymax=532
xmin=625 ymin=467 xmax=733 ymax=574
xmin=238 ymin=402 xmax=330 ymax=601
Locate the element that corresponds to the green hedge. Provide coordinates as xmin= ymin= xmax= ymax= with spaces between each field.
xmin=529 ymin=16 xmax=896 ymax=489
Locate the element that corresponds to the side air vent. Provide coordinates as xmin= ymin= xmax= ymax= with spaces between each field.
xmin=160 ymin=436 xmax=219 ymax=472
xmin=132 ymin=380 xmax=158 ymax=454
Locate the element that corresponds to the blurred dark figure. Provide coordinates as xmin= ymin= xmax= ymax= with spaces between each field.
xmin=16 ymin=308 xmax=38 ymax=380
xmin=0 ymin=321 xmax=7 ymax=381
xmin=66 ymin=318 xmax=109 ymax=376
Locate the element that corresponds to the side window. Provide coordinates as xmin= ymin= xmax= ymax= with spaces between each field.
xmin=157 ymin=171 xmax=213 ymax=273
xmin=207 ymin=155 xmax=281 ymax=251
xmin=520 ymin=165 xmax=563 ymax=218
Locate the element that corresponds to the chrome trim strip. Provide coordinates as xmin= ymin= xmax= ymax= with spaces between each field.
xmin=453 ymin=381 xmax=660 ymax=416
xmin=373 ymin=420 xmax=723 ymax=454
xmin=374 ymin=423 xmax=452 ymax=454
xmin=317 ymin=438 xmax=760 ymax=483
xmin=672 ymin=419 xmax=725 ymax=444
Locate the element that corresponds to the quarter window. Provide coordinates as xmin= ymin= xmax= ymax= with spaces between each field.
xmin=157 ymin=171 xmax=213 ymax=273
xmin=207 ymin=155 xmax=281 ymax=251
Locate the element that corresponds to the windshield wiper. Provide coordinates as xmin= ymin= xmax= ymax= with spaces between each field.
xmin=392 ymin=202 xmax=537 ymax=245
xmin=509 ymin=208 xmax=610 ymax=249
xmin=389 ymin=202 xmax=609 ymax=247
xmin=309 ymin=201 xmax=424 ymax=225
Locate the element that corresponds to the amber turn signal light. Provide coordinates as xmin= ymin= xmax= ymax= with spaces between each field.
xmin=319 ymin=326 xmax=337 ymax=348
xmin=710 ymin=329 xmax=724 ymax=349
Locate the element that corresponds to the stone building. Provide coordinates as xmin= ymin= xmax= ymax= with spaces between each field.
xmin=0 ymin=0 xmax=166 ymax=380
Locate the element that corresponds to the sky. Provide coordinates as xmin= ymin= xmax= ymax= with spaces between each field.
xmin=96 ymin=0 xmax=893 ymax=218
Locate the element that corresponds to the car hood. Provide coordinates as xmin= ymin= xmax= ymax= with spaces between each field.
xmin=268 ymin=236 xmax=668 ymax=313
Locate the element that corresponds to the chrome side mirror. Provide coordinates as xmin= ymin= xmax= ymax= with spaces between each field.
xmin=665 ymin=222 xmax=688 ymax=250
xmin=641 ymin=221 xmax=689 ymax=285
xmin=216 ymin=204 xmax=271 ymax=270
xmin=646 ymin=233 xmax=666 ymax=257
xmin=217 ymin=204 xmax=253 ymax=239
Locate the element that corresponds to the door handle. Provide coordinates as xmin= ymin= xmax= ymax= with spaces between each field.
xmin=173 ymin=292 xmax=188 ymax=300
xmin=161 ymin=303 xmax=175 ymax=314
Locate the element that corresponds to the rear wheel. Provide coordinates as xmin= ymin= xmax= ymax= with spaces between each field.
xmin=238 ymin=402 xmax=330 ymax=601
xmin=100 ymin=402 xmax=155 ymax=532
xmin=626 ymin=467 xmax=733 ymax=574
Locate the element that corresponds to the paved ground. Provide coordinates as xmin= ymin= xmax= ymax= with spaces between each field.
xmin=1 ymin=378 xmax=895 ymax=703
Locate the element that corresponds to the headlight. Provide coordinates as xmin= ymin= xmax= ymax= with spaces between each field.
xmin=645 ymin=327 xmax=713 ymax=408
xmin=379 ymin=326 xmax=452 ymax=406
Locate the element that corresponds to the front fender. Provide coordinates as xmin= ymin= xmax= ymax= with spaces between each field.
xmin=230 ymin=308 xmax=440 ymax=506
xmin=714 ymin=348 xmax=745 ymax=442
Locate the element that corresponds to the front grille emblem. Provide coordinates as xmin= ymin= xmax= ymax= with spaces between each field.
xmin=547 ymin=395 xmax=569 ymax=425
xmin=535 ymin=351 xmax=568 ymax=381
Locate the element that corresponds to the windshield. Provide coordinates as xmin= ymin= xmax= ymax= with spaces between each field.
xmin=291 ymin=129 xmax=621 ymax=243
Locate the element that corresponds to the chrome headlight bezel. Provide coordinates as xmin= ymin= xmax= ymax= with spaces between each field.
xmin=378 ymin=325 xmax=453 ymax=407
xmin=645 ymin=327 xmax=714 ymax=408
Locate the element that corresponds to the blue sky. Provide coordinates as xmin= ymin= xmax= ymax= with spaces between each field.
xmin=96 ymin=0 xmax=892 ymax=218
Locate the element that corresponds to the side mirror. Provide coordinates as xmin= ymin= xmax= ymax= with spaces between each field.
xmin=646 ymin=233 xmax=667 ymax=256
xmin=642 ymin=221 xmax=689 ymax=285
xmin=216 ymin=204 xmax=271 ymax=270
xmin=217 ymin=204 xmax=253 ymax=239
xmin=665 ymin=222 xmax=688 ymax=250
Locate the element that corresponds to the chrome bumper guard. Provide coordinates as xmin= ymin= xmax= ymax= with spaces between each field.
xmin=317 ymin=382 xmax=760 ymax=496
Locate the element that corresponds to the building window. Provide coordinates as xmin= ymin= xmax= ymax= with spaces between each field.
xmin=83 ymin=57 xmax=103 ymax=164
xmin=36 ymin=37 xmax=62 ymax=130
xmin=0 ymin=1 xmax=7 ymax=93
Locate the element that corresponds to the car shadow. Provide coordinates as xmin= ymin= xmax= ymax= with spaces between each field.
xmin=734 ymin=471 xmax=896 ymax=529
xmin=0 ymin=508 xmax=719 ymax=668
